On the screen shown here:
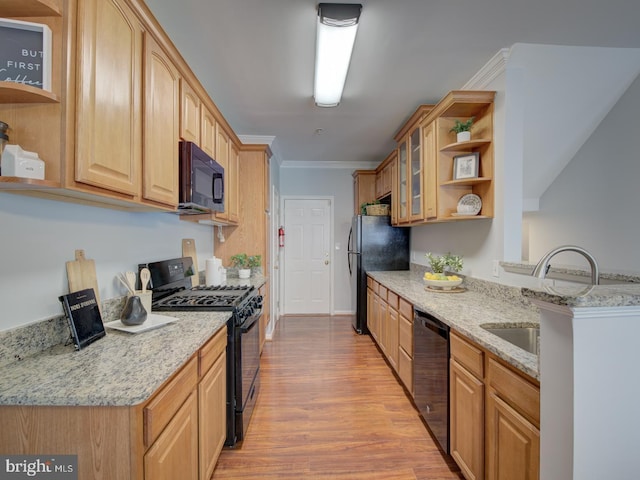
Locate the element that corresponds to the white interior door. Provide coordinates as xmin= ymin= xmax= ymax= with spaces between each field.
xmin=283 ymin=197 xmax=332 ymax=314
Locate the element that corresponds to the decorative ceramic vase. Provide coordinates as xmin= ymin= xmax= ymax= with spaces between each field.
xmin=457 ymin=131 xmax=471 ymax=142
xmin=121 ymin=295 xmax=148 ymax=326
xmin=238 ymin=268 xmax=251 ymax=279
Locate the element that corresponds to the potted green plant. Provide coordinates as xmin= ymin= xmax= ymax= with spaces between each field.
xmin=230 ymin=253 xmax=251 ymax=279
xmin=450 ymin=117 xmax=475 ymax=142
xmin=247 ymin=255 xmax=262 ymax=274
xmin=425 ymin=252 xmax=463 ymax=276
xmin=230 ymin=253 xmax=262 ymax=278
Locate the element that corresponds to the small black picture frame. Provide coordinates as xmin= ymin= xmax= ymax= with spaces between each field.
xmin=453 ymin=152 xmax=480 ymax=180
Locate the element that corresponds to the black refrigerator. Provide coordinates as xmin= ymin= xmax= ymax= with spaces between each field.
xmin=347 ymin=215 xmax=410 ymax=334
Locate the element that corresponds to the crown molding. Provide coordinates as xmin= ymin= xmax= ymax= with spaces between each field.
xmin=238 ymin=135 xmax=283 ymax=166
xmin=462 ymin=48 xmax=510 ymax=89
xmin=238 ymin=134 xmax=275 ymax=145
xmin=280 ymin=160 xmax=379 ymax=170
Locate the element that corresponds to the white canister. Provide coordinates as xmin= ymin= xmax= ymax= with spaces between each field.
xmin=206 ymin=257 xmax=223 ymax=286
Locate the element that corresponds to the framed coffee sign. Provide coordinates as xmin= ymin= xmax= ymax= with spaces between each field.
xmin=0 ymin=18 xmax=52 ymax=91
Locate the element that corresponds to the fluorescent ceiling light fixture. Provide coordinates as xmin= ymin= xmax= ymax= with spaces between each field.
xmin=314 ymin=3 xmax=362 ymax=107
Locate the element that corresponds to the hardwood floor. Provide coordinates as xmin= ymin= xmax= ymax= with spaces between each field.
xmin=212 ymin=315 xmax=463 ymax=480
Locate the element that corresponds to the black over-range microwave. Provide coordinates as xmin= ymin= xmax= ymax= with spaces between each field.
xmin=178 ymin=141 xmax=224 ymax=214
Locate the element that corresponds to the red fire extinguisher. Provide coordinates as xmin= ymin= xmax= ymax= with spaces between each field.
xmin=278 ymin=226 xmax=285 ymax=247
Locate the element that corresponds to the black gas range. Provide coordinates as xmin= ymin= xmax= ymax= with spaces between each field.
xmin=141 ymin=257 xmax=263 ymax=447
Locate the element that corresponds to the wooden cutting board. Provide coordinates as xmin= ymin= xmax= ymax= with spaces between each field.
xmin=182 ymin=238 xmax=199 ymax=287
xmin=66 ymin=249 xmax=101 ymax=307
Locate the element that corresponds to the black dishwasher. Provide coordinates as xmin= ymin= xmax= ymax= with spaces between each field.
xmin=413 ymin=309 xmax=450 ymax=454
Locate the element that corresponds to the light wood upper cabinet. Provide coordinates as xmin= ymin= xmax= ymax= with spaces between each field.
xmin=0 ymin=0 xmax=250 ymax=216
xmin=352 ymin=170 xmax=376 ymax=215
xmin=0 ymin=0 xmax=62 ymax=17
xmin=143 ymin=33 xmax=180 ymax=207
xmin=214 ymin=124 xmax=229 ymax=221
xmin=227 ymin=141 xmax=240 ymax=223
xmin=375 ymin=153 xmax=393 ymax=199
xmin=180 ymin=79 xmax=200 ymax=143
xmin=200 ymin=106 xmax=217 ymax=159
xmin=75 ymin=0 xmax=142 ymax=196
xmin=214 ymin=144 xmax=270 ymax=262
xmin=393 ymin=105 xmax=433 ymax=225
xmin=387 ymin=92 xmax=495 ymax=225
xmin=431 ymin=91 xmax=495 ymax=220
xmin=422 ymin=121 xmax=437 ymax=220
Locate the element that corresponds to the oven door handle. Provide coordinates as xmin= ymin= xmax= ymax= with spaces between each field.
xmin=241 ymin=314 xmax=261 ymax=333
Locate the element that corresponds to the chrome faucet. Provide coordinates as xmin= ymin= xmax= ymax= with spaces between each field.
xmin=531 ymin=245 xmax=600 ymax=285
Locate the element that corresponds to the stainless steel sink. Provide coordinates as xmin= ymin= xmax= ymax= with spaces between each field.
xmin=481 ymin=325 xmax=540 ymax=355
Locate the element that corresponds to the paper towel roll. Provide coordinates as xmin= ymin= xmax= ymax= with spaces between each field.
xmin=206 ymin=257 xmax=223 ymax=286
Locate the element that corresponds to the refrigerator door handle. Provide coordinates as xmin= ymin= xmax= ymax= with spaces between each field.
xmin=348 ymin=226 xmax=353 ymax=275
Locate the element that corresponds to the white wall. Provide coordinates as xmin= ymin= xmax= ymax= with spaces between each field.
xmin=279 ymin=166 xmax=354 ymax=314
xmin=526 ymin=73 xmax=640 ymax=274
xmin=0 ymin=194 xmax=213 ymax=331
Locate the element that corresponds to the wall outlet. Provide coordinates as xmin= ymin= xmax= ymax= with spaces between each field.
xmin=492 ymin=260 xmax=500 ymax=277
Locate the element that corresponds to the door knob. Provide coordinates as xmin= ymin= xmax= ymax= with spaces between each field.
xmin=324 ymin=260 xmax=329 ymax=265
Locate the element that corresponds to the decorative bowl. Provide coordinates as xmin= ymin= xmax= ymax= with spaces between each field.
xmin=424 ymin=277 xmax=463 ymax=290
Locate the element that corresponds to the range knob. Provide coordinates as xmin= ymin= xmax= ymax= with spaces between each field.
xmin=253 ymin=295 xmax=264 ymax=309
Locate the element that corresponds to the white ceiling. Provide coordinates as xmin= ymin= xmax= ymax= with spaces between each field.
xmin=144 ymin=0 xmax=640 ymax=166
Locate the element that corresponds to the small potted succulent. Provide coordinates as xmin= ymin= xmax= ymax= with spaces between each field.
xmin=450 ymin=117 xmax=475 ymax=142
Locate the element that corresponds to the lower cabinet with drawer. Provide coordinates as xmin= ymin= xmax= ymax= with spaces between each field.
xmin=0 ymin=326 xmax=228 ymax=480
xmin=450 ymin=330 xmax=540 ymax=480
xmin=367 ymin=276 xmax=414 ymax=395
xmin=397 ymin=297 xmax=414 ymax=394
xmin=144 ymin=325 xmax=227 ymax=480
xmin=450 ymin=332 xmax=485 ymax=480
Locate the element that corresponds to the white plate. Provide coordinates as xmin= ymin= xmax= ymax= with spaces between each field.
xmin=105 ymin=314 xmax=179 ymax=334
xmin=457 ymin=193 xmax=482 ymax=215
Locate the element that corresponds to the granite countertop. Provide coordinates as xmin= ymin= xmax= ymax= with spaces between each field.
xmin=0 ymin=311 xmax=230 ymax=407
xmin=368 ymin=271 xmax=540 ymax=380
xmin=0 ymin=273 xmax=268 ymax=408
xmin=521 ymin=283 xmax=640 ymax=308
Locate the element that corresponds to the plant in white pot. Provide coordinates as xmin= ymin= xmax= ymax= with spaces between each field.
xmin=450 ymin=117 xmax=475 ymax=142
xmin=231 ymin=253 xmax=251 ymax=279
xmin=247 ymin=255 xmax=262 ymax=275
xmin=231 ymin=253 xmax=262 ymax=279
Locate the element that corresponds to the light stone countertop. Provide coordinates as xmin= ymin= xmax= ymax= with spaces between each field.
xmin=0 ymin=273 xmax=268 ymax=408
xmin=521 ymin=283 xmax=640 ymax=308
xmin=367 ymin=271 xmax=541 ymax=380
xmin=0 ymin=311 xmax=230 ymax=407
